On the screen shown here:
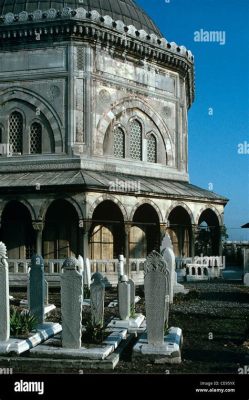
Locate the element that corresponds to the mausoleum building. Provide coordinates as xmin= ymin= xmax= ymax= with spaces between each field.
xmin=0 ymin=0 xmax=228 ymax=268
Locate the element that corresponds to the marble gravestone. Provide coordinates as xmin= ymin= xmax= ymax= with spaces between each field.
xmin=133 ymin=250 xmax=182 ymax=363
xmin=128 ymin=278 xmax=135 ymax=314
xmin=244 ymin=273 xmax=249 ymax=287
xmin=91 ymin=272 xmax=105 ymax=327
xmin=78 ymin=255 xmax=84 ymax=275
xmin=160 ymin=233 xmax=175 ymax=304
xmin=85 ymin=258 xmax=91 ymax=289
xmin=61 ymin=257 xmax=83 ymax=349
xmin=118 ymin=275 xmax=131 ymax=321
xmin=30 ymin=255 xmax=45 ymax=325
xmin=0 ymin=242 xmax=9 ymax=342
xmin=144 ymin=251 xmax=170 ymax=345
xmin=118 ymin=255 xmax=125 ymax=279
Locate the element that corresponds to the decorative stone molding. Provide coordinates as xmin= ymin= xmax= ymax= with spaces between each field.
xmin=196 ymin=206 xmax=223 ymax=226
xmin=88 ymin=194 xmax=129 ymax=221
xmin=0 ymin=7 xmax=194 ymax=107
xmin=144 ymin=250 xmax=168 ymax=276
xmin=129 ymin=199 xmax=164 ymax=223
xmin=0 ymin=87 xmax=63 ymax=153
xmin=165 ymin=201 xmax=195 ymax=225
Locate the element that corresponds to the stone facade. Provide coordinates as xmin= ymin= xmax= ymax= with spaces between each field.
xmin=0 ymin=1 xmax=228 ymax=266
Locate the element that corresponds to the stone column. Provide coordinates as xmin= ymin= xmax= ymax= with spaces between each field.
xmin=82 ymin=221 xmax=91 ymax=260
xmin=30 ymin=254 xmax=45 ymax=325
xmin=125 ymin=223 xmax=131 ymax=277
xmin=160 ymin=224 xmax=167 ymax=244
xmin=191 ymin=224 xmax=199 ymax=258
xmin=61 ymin=257 xmax=83 ymax=349
xmin=32 ymin=221 xmax=44 ymax=256
xmin=0 ymin=242 xmax=9 ymax=342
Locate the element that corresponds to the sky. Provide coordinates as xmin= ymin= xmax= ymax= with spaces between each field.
xmin=136 ymin=0 xmax=249 ymax=240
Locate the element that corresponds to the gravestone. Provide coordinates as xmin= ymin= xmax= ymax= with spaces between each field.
xmin=27 ymin=275 xmax=49 ymax=308
xmin=118 ymin=255 xmax=124 ymax=279
xmin=30 ymin=255 xmax=45 ymax=325
xmin=78 ymin=255 xmax=84 ymax=300
xmin=144 ymin=251 xmax=170 ymax=345
xmin=90 ymin=272 xmax=105 ymax=327
xmin=0 ymin=242 xmax=9 ymax=342
xmin=128 ymin=278 xmax=135 ymax=314
xmin=85 ymin=258 xmax=91 ymax=289
xmin=78 ymin=255 xmax=84 ymax=275
xmin=243 ymin=249 xmax=249 ymax=274
xmin=118 ymin=275 xmax=130 ymax=321
xmin=244 ymin=273 xmax=249 ymax=287
xmin=160 ymin=233 xmax=175 ymax=303
xmin=61 ymin=257 xmax=83 ymax=349
xmin=44 ymin=279 xmax=49 ymax=306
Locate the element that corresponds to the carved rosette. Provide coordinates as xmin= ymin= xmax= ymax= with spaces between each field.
xmin=144 ymin=250 xmax=168 ymax=276
xmin=0 ymin=241 xmax=8 ymax=268
xmin=62 ymin=257 xmax=78 ymax=270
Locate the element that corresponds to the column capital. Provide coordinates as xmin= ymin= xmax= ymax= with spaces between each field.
xmin=32 ymin=221 xmax=44 ymax=231
xmin=124 ymin=222 xmax=132 ymax=235
xmin=79 ymin=219 xmax=91 ymax=232
xmin=192 ymin=224 xmax=200 ymax=235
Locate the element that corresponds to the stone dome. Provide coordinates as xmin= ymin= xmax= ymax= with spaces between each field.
xmin=0 ymin=0 xmax=162 ymax=36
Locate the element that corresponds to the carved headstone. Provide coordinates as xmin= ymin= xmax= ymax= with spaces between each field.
xmin=44 ymin=279 xmax=49 ymax=306
xmin=78 ymin=255 xmax=84 ymax=275
xmin=128 ymin=278 xmax=135 ymax=314
xmin=61 ymin=257 xmax=83 ymax=349
xmin=30 ymin=255 xmax=44 ymax=325
xmin=118 ymin=254 xmax=124 ymax=279
xmin=90 ymin=272 xmax=105 ymax=327
xmin=160 ymin=233 xmax=175 ymax=303
xmin=85 ymin=258 xmax=91 ymax=289
xmin=0 ymin=242 xmax=9 ymax=341
xmin=144 ymin=251 xmax=170 ymax=345
xmin=118 ymin=275 xmax=130 ymax=321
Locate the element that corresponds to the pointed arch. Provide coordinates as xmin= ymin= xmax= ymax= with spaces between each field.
xmin=98 ymin=97 xmax=174 ymax=165
xmin=0 ymin=87 xmax=63 ymax=152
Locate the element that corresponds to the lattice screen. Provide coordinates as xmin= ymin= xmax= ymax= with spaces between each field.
xmin=147 ymin=134 xmax=157 ymax=163
xmin=130 ymin=120 xmax=142 ymax=160
xmin=77 ymin=47 xmax=84 ymax=70
xmin=114 ymin=127 xmax=125 ymax=158
xmin=9 ymin=111 xmax=23 ymax=154
xmin=30 ymin=122 xmax=42 ymax=154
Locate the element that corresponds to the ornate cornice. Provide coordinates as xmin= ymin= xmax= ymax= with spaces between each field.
xmin=0 ymin=7 xmax=195 ymax=107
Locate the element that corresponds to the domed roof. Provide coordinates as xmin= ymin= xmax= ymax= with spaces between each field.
xmin=0 ymin=0 xmax=162 ymax=36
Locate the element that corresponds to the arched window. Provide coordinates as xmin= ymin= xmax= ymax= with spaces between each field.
xmin=147 ymin=134 xmax=157 ymax=163
xmin=30 ymin=122 xmax=42 ymax=154
xmin=9 ymin=111 xmax=23 ymax=154
xmin=89 ymin=225 xmax=114 ymax=259
xmin=113 ymin=127 xmax=125 ymax=158
xmin=129 ymin=226 xmax=147 ymax=258
xmin=130 ymin=119 xmax=142 ymax=160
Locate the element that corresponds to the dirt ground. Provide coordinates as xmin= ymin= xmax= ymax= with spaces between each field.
xmin=10 ymin=280 xmax=249 ymax=374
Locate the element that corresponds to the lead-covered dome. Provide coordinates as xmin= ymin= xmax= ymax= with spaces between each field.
xmin=0 ymin=0 xmax=162 ymax=36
